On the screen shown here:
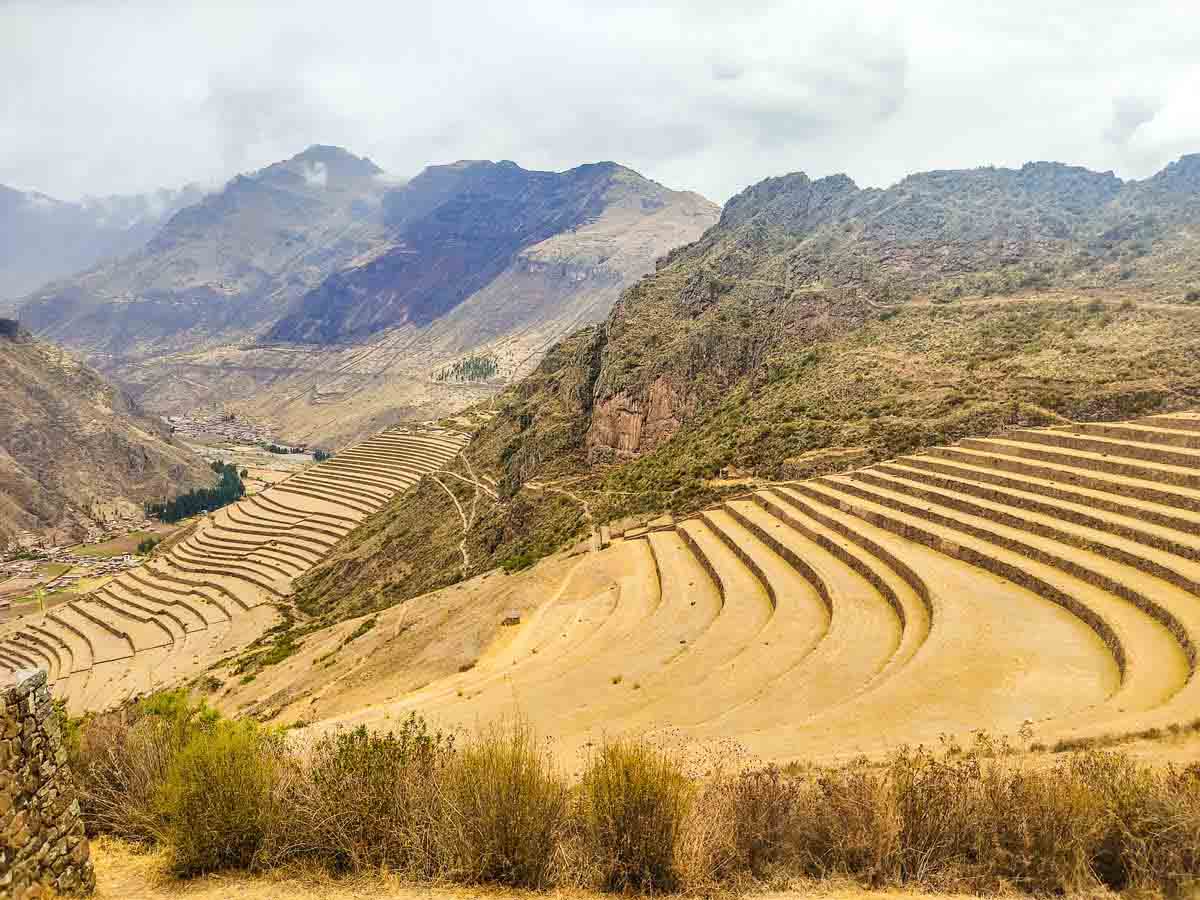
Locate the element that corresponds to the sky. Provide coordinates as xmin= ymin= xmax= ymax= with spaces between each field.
xmin=3 ymin=0 xmax=1199 ymax=204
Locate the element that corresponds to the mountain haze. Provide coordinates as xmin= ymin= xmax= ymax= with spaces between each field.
xmin=19 ymin=146 xmax=391 ymax=356
xmin=0 ymin=183 xmax=203 ymax=310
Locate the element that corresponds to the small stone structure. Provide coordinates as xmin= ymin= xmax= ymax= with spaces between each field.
xmin=1 ymin=669 xmax=95 ymax=898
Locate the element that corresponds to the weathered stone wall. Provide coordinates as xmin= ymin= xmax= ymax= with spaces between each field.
xmin=1 ymin=669 xmax=94 ymax=898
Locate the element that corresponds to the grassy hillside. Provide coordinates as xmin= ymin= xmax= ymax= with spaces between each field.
xmin=293 ymin=156 xmax=1200 ymax=621
xmin=294 ymin=294 xmax=1200 ymax=621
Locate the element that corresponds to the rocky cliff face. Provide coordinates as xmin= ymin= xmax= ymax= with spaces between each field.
xmin=0 ymin=183 xmax=203 ymax=309
xmin=18 ymin=146 xmax=390 ymax=355
xmin=0 ymin=320 xmax=211 ymax=546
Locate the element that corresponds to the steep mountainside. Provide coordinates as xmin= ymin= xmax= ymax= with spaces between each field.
xmin=292 ymin=155 xmax=1200 ymax=620
xmin=0 ymin=320 xmax=212 ymax=548
xmin=18 ymin=146 xmax=391 ymax=356
xmin=268 ymin=160 xmax=714 ymax=343
xmin=81 ymin=160 xmax=717 ymax=447
xmin=0 ymin=183 xmax=203 ymax=309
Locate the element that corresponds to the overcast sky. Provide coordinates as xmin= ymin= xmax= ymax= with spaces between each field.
xmin=3 ymin=0 xmax=1199 ymax=204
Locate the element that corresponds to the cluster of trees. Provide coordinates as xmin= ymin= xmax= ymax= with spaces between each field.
xmin=146 ymin=461 xmax=244 ymax=523
xmin=264 ymin=444 xmax=303 ymax=455
xmin=434 ymin=354 xmax=498 ymax=383
xmin=313 ymin=448 xmax=332 ymax=461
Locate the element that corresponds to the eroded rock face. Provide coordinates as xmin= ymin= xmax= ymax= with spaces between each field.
xmin=586 ymin=376 xmax=682 ymax=461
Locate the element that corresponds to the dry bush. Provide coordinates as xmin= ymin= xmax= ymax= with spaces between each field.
xmin=721 ymin=766 xmax=802 ymax=878
xmin=762 ymin=739 xmax=1200 ymax=895
xmin=1071 ymin=751 xmax=1200 ymax=893
xmin=263 ymin=716 xmax=454 ymax=875
xmin=577 ymin=737 xmax=695 ymax=893
xmin=154 ymin=719 xmax=282 ymax=877
xmin=785 ymin=757 xmax=899 ymax=884
xmin=434 ymin=717 xmax=568 ymax=888
xmin=66 ymin=704 xmax=1200 ymax=895
xmin=70 ymin=691 xmax=218 ymax=842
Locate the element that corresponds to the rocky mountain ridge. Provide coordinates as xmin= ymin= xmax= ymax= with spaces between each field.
xmin=268 ymin=160 xmax=709 ymax=344
xmin=18 ymin=146 xmax=392 ymax=356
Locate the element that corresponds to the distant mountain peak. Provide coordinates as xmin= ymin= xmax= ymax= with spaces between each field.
xmin=287 ymin=145 xmax=383 ymax=177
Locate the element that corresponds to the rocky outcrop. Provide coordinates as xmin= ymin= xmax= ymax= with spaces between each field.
xmin=587 ymin=377 xmax=682 ymax=460
xmin=0 ymin=669 xmax=95 ymax=898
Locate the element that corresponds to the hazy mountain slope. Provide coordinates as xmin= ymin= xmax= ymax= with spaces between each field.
xmin=268 ymin=160 xmax=714 ymax=343
xmin=0 ymin=183 xmax=203 ymax=309
xmin=0 ymin=319 xmax=211 ymax=547
xmin=292 ymin=154 xmax=1200 ymax=620
xmin=18 ymin=146 xmax=391 ymax=356
xmin=97 ymin=160 xmax=717 ymax=447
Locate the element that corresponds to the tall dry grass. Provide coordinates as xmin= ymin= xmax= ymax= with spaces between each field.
xmin=577 ymin=737 xmax=695 ymax=892
xmin=435 ymin=718 xmax=568 ymax=887
xmin=65 ymin=699 xmax=1200 ymax=895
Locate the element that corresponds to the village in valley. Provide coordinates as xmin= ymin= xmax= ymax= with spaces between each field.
xmin=0 ymin=410 xmax=321 ymax=621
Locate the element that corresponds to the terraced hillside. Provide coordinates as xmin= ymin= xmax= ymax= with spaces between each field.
xmin=305 ymin=412 xmax=1200 ymax=762
xmin=0 ymin=426 xmax=467 ymax=713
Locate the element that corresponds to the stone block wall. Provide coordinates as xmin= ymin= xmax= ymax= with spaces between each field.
xmin=1 ymin=669 xmax=95 ymax=898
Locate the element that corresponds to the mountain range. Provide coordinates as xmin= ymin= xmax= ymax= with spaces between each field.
xmin=19 ymin=145 xmax=392 ymax=356
xmin=16 ymin=148 xmax=718 ymax=446
xmin=0 ymin=182 xmax=203 ymax=311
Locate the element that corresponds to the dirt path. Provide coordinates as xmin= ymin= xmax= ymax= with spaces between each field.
xmin=91 ymin=838 xmax=978 ymax=900
xmin=431 ymin=474 xmax=472 ymax=575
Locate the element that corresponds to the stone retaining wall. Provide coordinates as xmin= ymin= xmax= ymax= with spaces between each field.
xmin=1 ymin=669 xmax=94 ymax=898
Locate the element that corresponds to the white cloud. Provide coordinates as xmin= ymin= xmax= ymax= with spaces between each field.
xmin=1 ymin=0 xmax=1198 ymax=203
xmin=301 ymin=160 xmax=328 ymax=188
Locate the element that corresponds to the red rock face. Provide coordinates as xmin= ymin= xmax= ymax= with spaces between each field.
xmin=587 ymin=376 xmax=682 ymax=460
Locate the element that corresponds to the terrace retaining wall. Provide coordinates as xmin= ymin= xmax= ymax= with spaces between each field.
xmin=1 ymin=668 xmax=94 ymax=897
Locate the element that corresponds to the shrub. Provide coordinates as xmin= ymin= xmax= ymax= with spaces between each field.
xmin=155 ymin=720 xmax=281 ymax=876
xmin=71 ymin=690 xmax=218 ymax=841
xmin=436 ymin=718 xmax=567 ymax=887
xmin=723 ymin=766 xmax=802 ymax=878
xmin=266 ymin=716 xmax=455 ymax=875
xmin=578 ymin=737 xmax=693 ymax=893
